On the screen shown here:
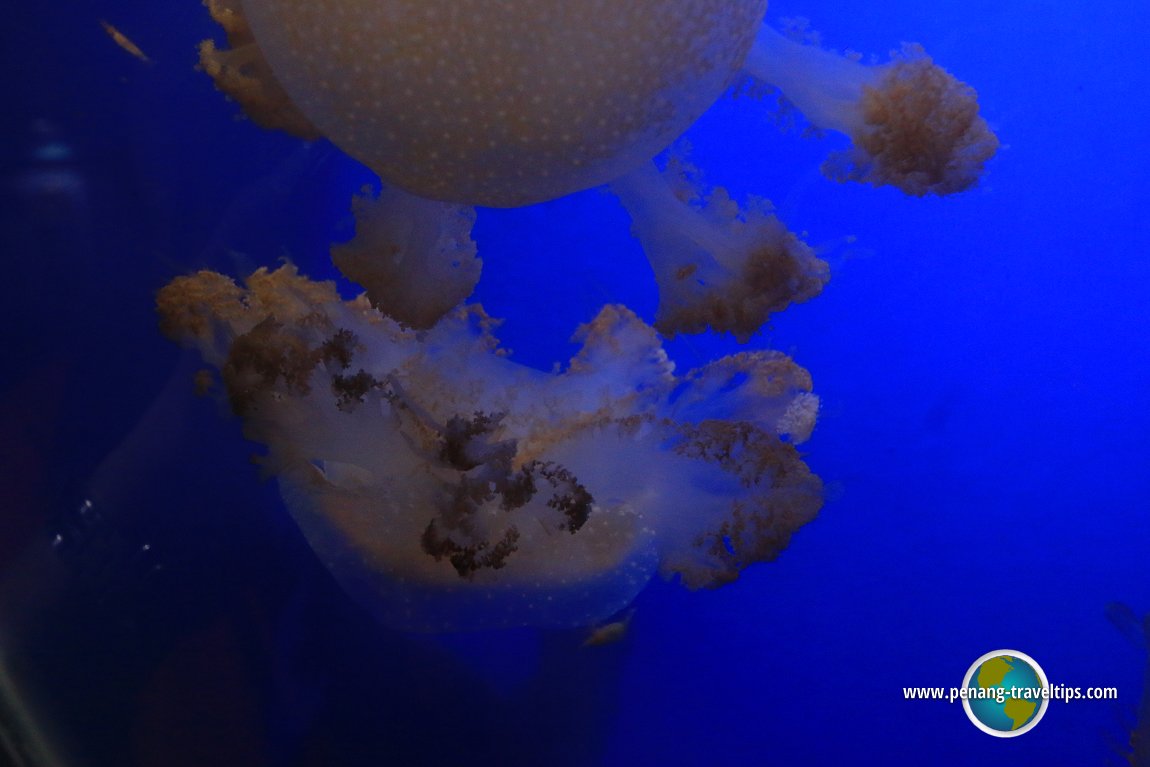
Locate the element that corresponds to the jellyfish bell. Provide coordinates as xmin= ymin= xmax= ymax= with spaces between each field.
xmin=220 ymin=0 xmax=768 ymax=207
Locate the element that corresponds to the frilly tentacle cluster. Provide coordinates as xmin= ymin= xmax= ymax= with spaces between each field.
xmin=331 ymin=185 xmax=481 ymax=329
xmin=824 ymin=45 xmax=1000 ymax=196
xmin=612 ymin=155 xmax=830 ymax=341
xmin=742 ymin=23 xmax=998 ymax=197
xmin=198 ymin=0 xmax=319 ymax=139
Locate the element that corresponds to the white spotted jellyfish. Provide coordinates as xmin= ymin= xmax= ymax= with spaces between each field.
xmin=165 ymin=0 xmax=997 ymax=630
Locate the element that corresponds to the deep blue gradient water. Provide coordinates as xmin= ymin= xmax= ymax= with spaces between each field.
xmin=2 ymin=1 xmax=1147 ymax=765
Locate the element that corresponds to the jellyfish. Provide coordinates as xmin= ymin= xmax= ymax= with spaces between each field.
xmin=158 ymin=267 xmax=822 ymax=630
xmin=174 ymin=2 xmax=998 ymax=629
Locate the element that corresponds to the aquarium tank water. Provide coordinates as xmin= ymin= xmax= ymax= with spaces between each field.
xmin=0 ymin=0 xmax=1147 ymax=765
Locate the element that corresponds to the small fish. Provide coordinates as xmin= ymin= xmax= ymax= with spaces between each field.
xmin=100 ymin=20 xmax=150 ymax=64
xmin=582 ymin=610 xmax=635 ymax=647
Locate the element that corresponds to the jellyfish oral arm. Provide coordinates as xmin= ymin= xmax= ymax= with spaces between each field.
xmin=331 ymin=185 xmax=480 ymax=329
xmin=742 ymin=23 xmax=875 ymax=137
xmin=742 ymin=22 xmax=999 ymax=196
xmin=611 ymin=159 xmax=828 ymax=340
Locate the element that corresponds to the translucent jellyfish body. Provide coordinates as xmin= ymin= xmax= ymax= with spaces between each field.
xmin=214 ymin=0 xmax=767 ymax=206
xmin=158 ymin=268 xmax=822 ymax=630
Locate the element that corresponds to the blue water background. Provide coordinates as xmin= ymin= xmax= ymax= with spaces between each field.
xmin=2 ymin=0 xmax=1147 ymax=765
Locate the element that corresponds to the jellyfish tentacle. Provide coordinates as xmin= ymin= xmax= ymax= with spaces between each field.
xmin=331 ymin=185 xmax=480 ymax=330
xmin=611 ymin=156 xmax=829 ymax=341
xmin=743 ymin=23 xmax=999 ymax=196
xmin=198 ymin=0 xmax=319 ymax=139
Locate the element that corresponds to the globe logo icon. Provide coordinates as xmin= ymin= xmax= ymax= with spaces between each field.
xmin=962 ymin=650 xmax=1049 ymax=736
